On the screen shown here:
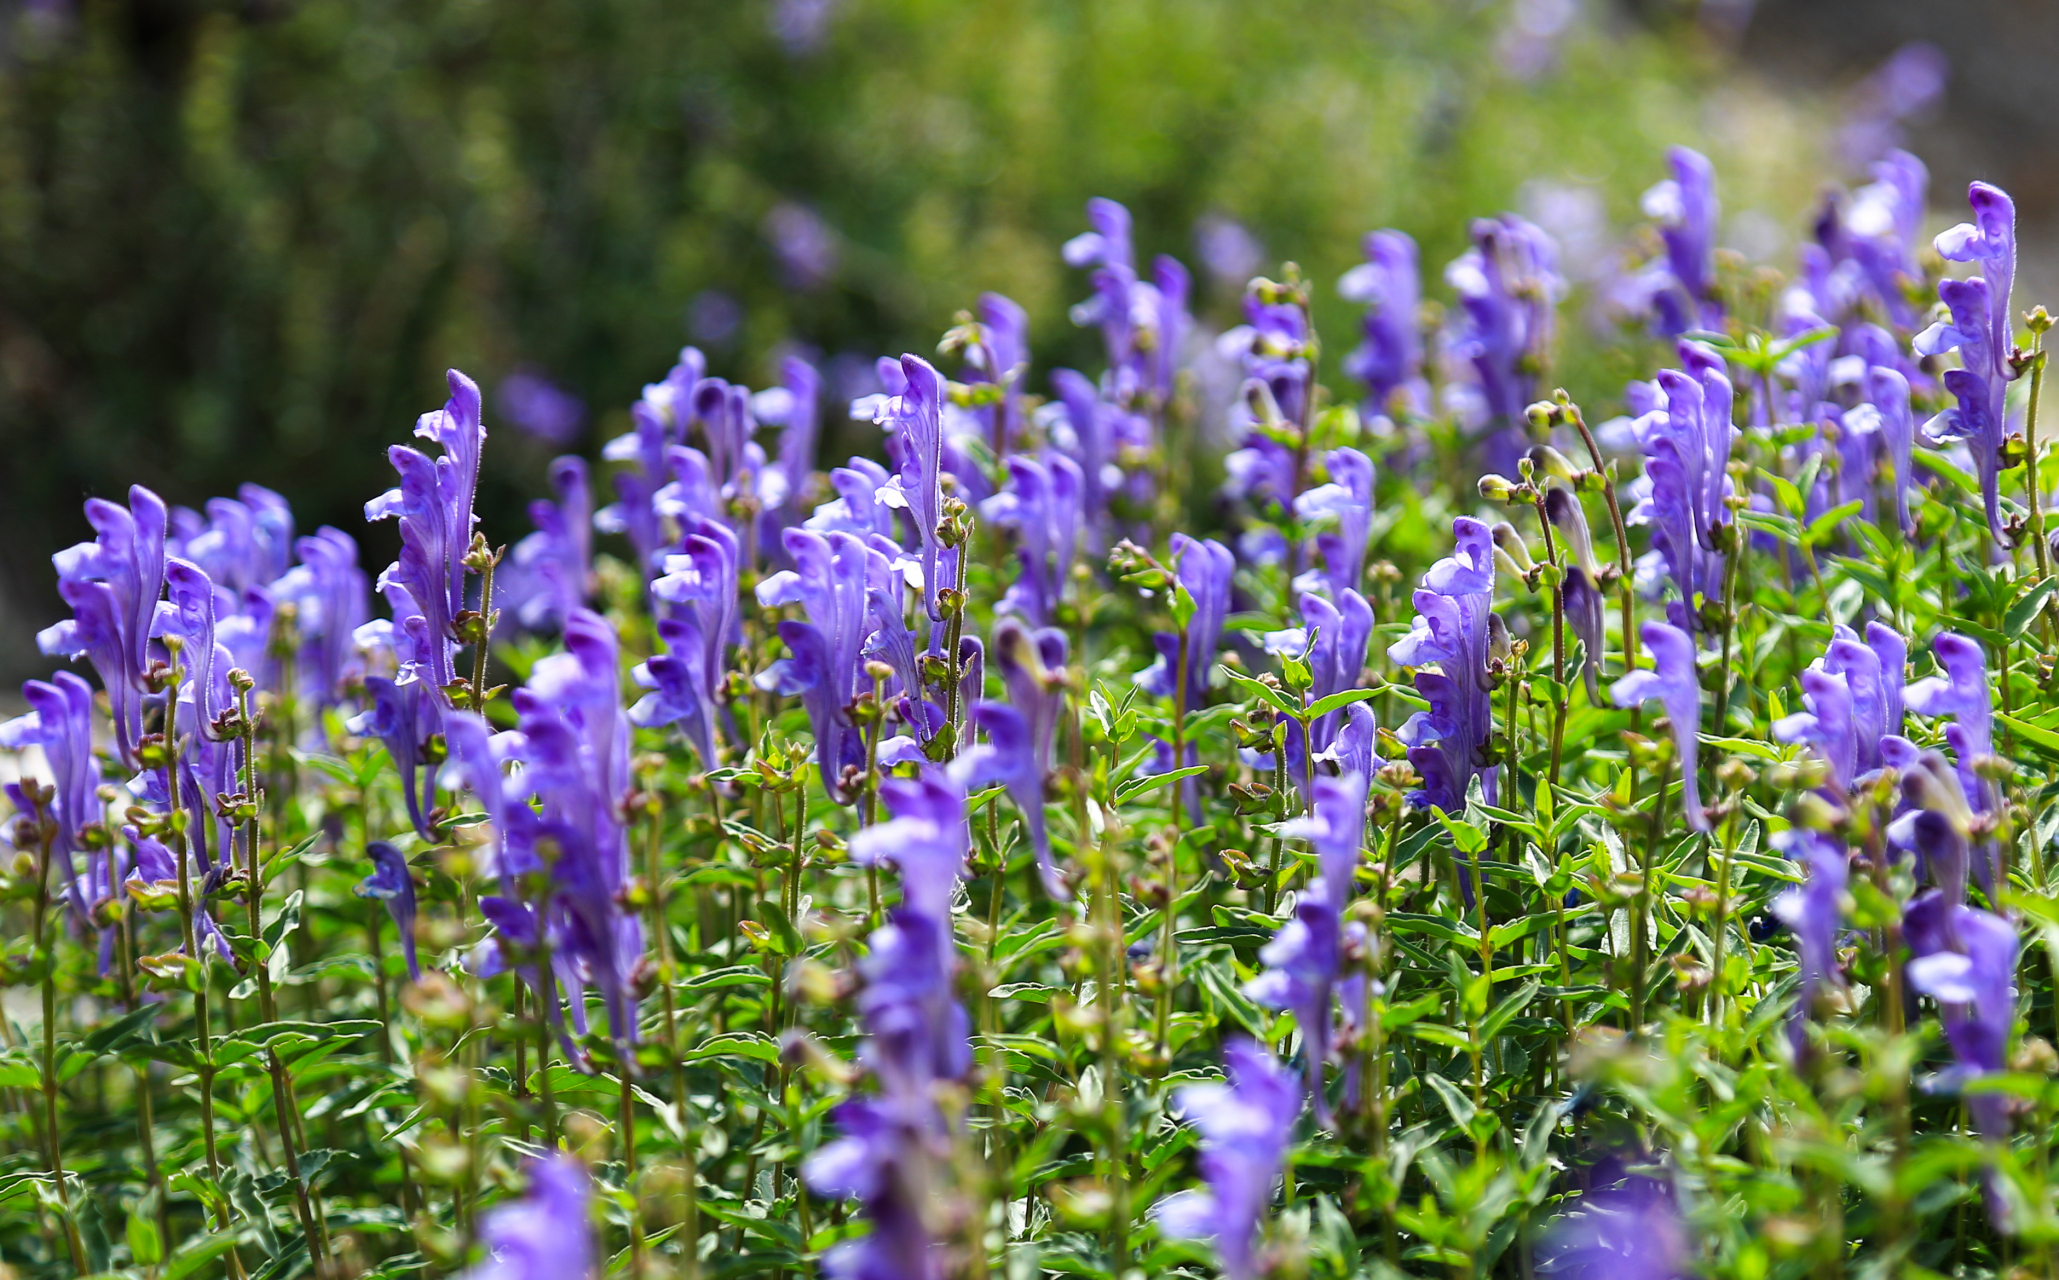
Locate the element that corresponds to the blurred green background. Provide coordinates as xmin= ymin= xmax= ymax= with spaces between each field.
xmin=0 ymin=0 xmax=1905 ymax=676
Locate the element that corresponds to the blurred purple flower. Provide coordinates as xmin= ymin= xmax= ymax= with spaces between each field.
xmin=1136 ymin=534 xmax=1235 ymax=709
xmin=870 ymin=354 xmax=949 ymax=621
xmin=1195 ymin=213 xmax=1265 ymax=289
xmin=1545 ymin=488 xmax=1606 ymax=701
xmin=356 ymin=840 xmax=420 ymax=982
xmin=1839 ymin=43 xmax=1947 ymax=167
xmin=1906 ymin=893 xmax=2018 ymax=1145
xmin=1535 ymin=1170 xmax=1687 ymax=1280
xmin=982 ymin=452 xmax=1083 ymax=626
xmin=1340 ymin=231 xmax=1428 ymax=421
xmin=956 ymin=621 xmax=1070 ymax=899
xmin=770 ymin=0 xmax=839 ymax=55
xmin=1637 ymin=147 xmax=1721 ymax=336
xmin=1770 ymin=828 xmax=1847 ymax=1034
xmin=0 ymin=672 xmax=100 ymax=918
xmin=1154 ymin=1038 xmax=1302 ymax=1280
xmin=462 ymin=1153 xmax=593 ymax=1280
xmin=496 ymin=369 xmax=585 ymax=446
xmin=1293 ymin=447 xmax=1374 ymax=601
xmin=1774 ymin=667 xmax=1857 ymax=791
xmin=1905 ymin=631 xmax=1994 ymax=812
xmin=765 ymin=202 xmax=839 ymax=290
xmin=271 ymin=527 xmax=370 ymax=707
xmin=1611 ymin=621 xmax=1707 ymax=830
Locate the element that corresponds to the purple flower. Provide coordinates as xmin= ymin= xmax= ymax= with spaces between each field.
xmin=356 ymin=840 xmax=420 ymax=982
xmin=1196 ymin=213 xmax=1264 ymax=288
xmin=1339 ymin=230 xmax=1428 ymax=420
xmin=496 ymin=369 xmax=585 ymax=446
xmin=1049 ymin=366 xmax=1120 ymax=545
xmin=1862 ymin=365 xmax=1917 ymax=534
xmin=271 ymin=527 xmax=370 ymax=707
xmin=351 ymin=674 xmax=442 ymax=843
xmin=1137 ymin=535 xmax=1235 ymax=709
xmin=805 ymin=1096 xmax=947 ymax=1280
xmin=764 ymin=202 xmax=839 ymax=290
xmin=1444 ymin=215 xmax=1563 ymax=470
xmin=1611 ymin=622 xmax=1706 ymax=831
xmin=1824 ymin=621 xmax=1906 ymax=773
xmin=974 ymin=292 xmax=1030 ymax=451
xmin=1773 ymin=667 xmax=1857 ymax=791
xmin=461 ymin=1153 xmax=593 ymax=1280
xmin=1535 ymin=1170 xmax=1687 ymax=1280
xmin=1917 ymin=182 xmax=2018 ymax=541
xmin=1905 ymin=893 xmax=2018 ymax=1146
xmin=805 ymin=457 xmax=898 ymax=540
xmin=39 ymin=486 xmax=168 ymax=769
xmin=0 ymin=672 xmax=100 ymax=917
xmin=1637 ymin=147 xmax=1721 ymax=337
xmin=1770 ymin=828 xmax=1848 ymax=1031
xmin=1293 ymin=448 xmax=1374 ymax=601
xmin=1265 ymin=590 xmax=1374 ymax=792
xmin=762 ymin=354 xmax=822 ymax=514
xmin=1065 ymin=198 xmax=1191 ymax=411
xmin=505 ymin=457 xmax=593 ymax=632
xmin=1905 ymin=632 xmax=1993 ymax=811
xmin=1544 ymin=488 xmax=1606 ymax=701
xmin=1627 ymin=348 xmax=1734 ymax=632
xmin=982 ymin=453 xmax=1083 ymax=626
xmin=1248 ymin=770 xmax=1367 ymax=1123
xmin=870 ymin=355 xmax=950 ymax=621
xmin=1389 ymin=518 xmax=1498 ymax=818
xmin=756 ymin=529 xmax=872 ymax=801
xmin=507 ymin=609 xmax=641 ymax=1053
xmin=365 ymin=370 xmax=486 ymax=698
xmin=1153 ymin=1038 xmax=1301 ymax=1280
xmin=956 ymin=621 xmax=1070 ymax=899
xmin=1843 ymin=151 xmax=1930 ymax=327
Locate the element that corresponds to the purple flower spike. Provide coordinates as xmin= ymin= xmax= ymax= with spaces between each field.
xmin=871 ymin=355 xmax=949 ymax=620
xmin=495 ymin=370 xmax=585 ymax=447
xmin=0 ymin=672 xmax=100 ymax=917
xmin=1773 ymin=667 xmax=1857 ymax=791
xmin=1294 ymin=448 xmax=1375 ymax=601
xmin=757 ymin=528 xmax=873 ymax=801
xmin=1249 ymin=770 xmax=1367 ymax=1123
xmin=1906 ymin=894 xmax=2019 ymax=1151
xmin=1611 ymin=622 xmax=1706 ymax=830
xmin=1770 ymin=828 xmax=1848 ymax=1033
xmin=1535 ymin=1170 xmax=1688 ymax=1280
xmin=1865 ymin=366 xmax=1917 ymax=535
xmin=1544 ymin=488 xmax=1606 ymax=701
xmin=850 ymin=769 xmax=970 ymax=928
xmin=366 ymin=370 xmax=486 ymax=698
xmin=272 ymin=527 xmax=370 ymax=707
xmin=351 ymin=675 xmax=442 ymax=843
xmin=39 ymin=486 xmax=168 ymax=769
xmin=1389 ymin=518 xmax=1498 ymax=822
xmin=505 ymin=456 xmax=592 ymax=632
xmin=1905 ymin=632 xmax=1993 ymax=811
xmin=1154 ymin=1038 xmax=1302 ymax=1280
xmin=1628 ymin=350 xmax=1734 ymax=633
xmin=461 ymin=1153 xmax=593 ymax=1280
xmin=957 ymin=621 xmax=1070 ymax=898
xmin=1918 ymin=182 xmax=2018 ymax=541
xmin=1267 ymin=590 xmax=1373 ymax=792
xmin=1444 ymin=215 xmax=1564 ymax=468
xmin=1137 ymin=535 xmax=1235 ymax=709
xmin=356 ymin=840 xmax=420 ymax=982
xmin=805 ymin=1095 xmax=948 ymax=1280
xmin=1339 ymin=230 xmax=1428 ymax=420
xmin=983 ymin=453 xmax=1084 ymax=626
xmin=1639 ymin=146 xmax=1721 ymax=336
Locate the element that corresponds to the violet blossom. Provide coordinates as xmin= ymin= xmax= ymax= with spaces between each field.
xmin=1905 ymin=893 xmax=2018 ymax=1169
xmin=0 ymin=672 xmax=100 ymax=919
xmin=505 ymin=456 xmax=593 ymax=632
xmin=1627 ymin=347 xmax=1734 ymax=632
xmin=870 ymin=354 xmax=950 ymax=621
xmin=271 ymin=527 xmax=370 ymax=707
xmin=39 ymin=485 xmax=168 ymax=769
xmin=1264 ymin=589 xmax=1373 ymax=792
xmin=461 ymin=1153 xmax=594 ymax=1280
xmin=1769 ymin=828 xmax=1848 ymax=1034
xmin=632 ymin=517 xmax=742 ymax=768
xmin=756 ymin=529 xmax=873 ymax=801
xmin=1444 ymin=214 xmax=1563 ymax=473
xmin=365 ymin=369 xmax=486 ymax=698
xmin=1153 ymin=1038 xmax=1302 ymax=1280
xmin=1339 ymin=230 xmax=1428 ymax=420
xmin=1544 ymin=487 xmax=1606 ymax=701
xmin=1389 ymin=517 xmax=1498 ymax=818
xmin=495 ymin=369 xmax=585 ymax=446
xmin=1293 ymin=447 xmax=1374 ymax=601
xmin=1638 ymin=146 xmax=1721 ymax=336
xmin=356 ymin=840 xmax=421 ymax=982
xmin=1611 ymin=621 xmax=1707 ymax=831
xmin=1247 ymin=769 xmax=1368 ymax=1125
xmin=1137 ymin=534 xmax=1235 ymax=710
xmin=1905 ymin=631 xmax=1994 ymax=813
xmin=956 ymin=621 xmax=1070 ymax=899
xmin=1916 ymin=182 xmax=2018 ymax=543
xmin=982 ymin=452 xmax=1083 ymax=626
xmin=1535 ymin=1171 xmax=1688 ymax=1280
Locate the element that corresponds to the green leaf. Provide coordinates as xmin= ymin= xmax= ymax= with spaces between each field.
xmin=1219 ymin=667 xmax=1300 ymax=718
xmin=2006 ymin=578 xmax=2058 ymax=639
xmin=1915 ymin=448 xmax=1981 ymax=495
xmin=1115 ymin=765 xmax=1207 ymax=805
xmin=1422 ymin=1072 xmax=1477 ymax=1128
xmin=683 ymin=1032 xmax=781 ymax=1064
xmin=2000 ymin=713 xmax=2059 ymax=760
xmin=1479 ymin=979 xmax=1541 ymax=1040
xmin=127 ymin=1204 xmax=164 ymax=1266
xmin=1304 ymin=687 xmax=1380 ymax=720
xmin=1801 ymin=500 xmax=1863 ymax=548
xmin=1407 ymin=1023 xmax=1474 ymax=1052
